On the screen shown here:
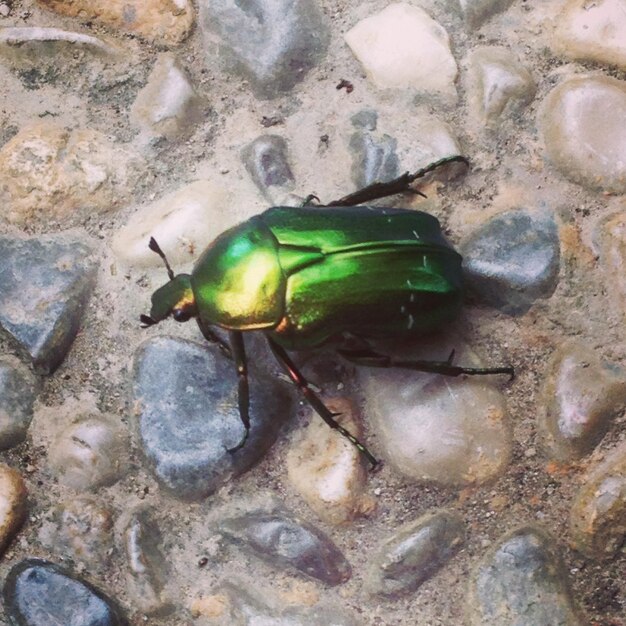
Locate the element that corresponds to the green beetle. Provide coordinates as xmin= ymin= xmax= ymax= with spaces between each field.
xmin=141 ymin=157 xmax=513 ymax=468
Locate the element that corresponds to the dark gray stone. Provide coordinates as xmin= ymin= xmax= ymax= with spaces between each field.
xmin=199 ymin=0 xmax=329 ymax=98
xmin=0 ymin=357 xmax=39 ymax=450
xmin=367 ymin=509 xmax=465 ymax=597
xmin=242 ymin=135 xmax=295 ymax=201
xmin=0 ymin=233 xmax=97 ymax=375
xmin=468 ymin=527 xmax=583 ymax=626
xmin=133 ymin=336 xmax=292 ymax=500
xmin=220 ymin=510 xmax=351 ymax=585
xmin=349 ymin=131 xmax=399 ymax=190
xmin=3 ymin=558 xmax=128 ymax=626
xmin=461 ymin=209 xmax=560 ymax=315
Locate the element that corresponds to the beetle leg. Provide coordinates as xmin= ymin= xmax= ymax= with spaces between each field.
xmin=338 ymin=347 xmax=515 ymax=380
xmin=197 ymin=319 xmax=233 ymax=360
xmin=227 ymin=331 xmax=251 ymax=453
xmin=267 ymin=337 xmax=380 ymax=469
xmin=326 ymin=155 xmax=469 ymax=207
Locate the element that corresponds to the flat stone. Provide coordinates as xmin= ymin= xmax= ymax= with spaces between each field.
xmin=36 ymin=0 xmax=194 ymax=45
xmin=199 ymin=0 xmax=329 ymax=98
xmin=48 ymin=415 xmax=130 ymax=490
xmin=349 ymin=131 xmax=399 ymax=189
xmin=554 ymin=0 xmax=626 ymax=70
xmin=350 ymin=109 xmax=378 ymax=131
xmin=0 ymin=232 xmax=97 ymax=375
xmin=596 ymin=211 xmax=626 ymax=324
xmin=540 ymin=75 xmax=626 ymax=193
xmin=130 ymin=53 xmax=202 ymax=141
xmin=452 ymin=0 xmax=515 ymax=28
xmin=569 ymin=442 xmax=626 ymax=560
xmin=466 ymin=46 xmax=535 ymax=127
xmin=220 ymin=509 xmax=351 ymax=585
xmin=366 ymin=509 xmax=465 ymax=598
xmin=361 ymin=341 xmax=512 ymax=486
xmin=286 ymin=397 xmax=373 ymax=525
xmin=0 ymin=123 xmax=142 ymax=226
xmin=345 ymin=3 xmax=457 ymax=95
xmin=467 ymin=526 xmax=583 ymax=626
xmin=38 ymin=496 xmax=114 ymax=572
xmin=0 ymin=356 xmax=39 ymax=450
xmin=133 ymin=336 xmax=292 ymax=500
xmin=461 ymin=209 xmax=560 ymax=316
xmin=0 ymin=464 xmax=27 ymax=554
xmin=539 ymin=342 xmax=626 ymax=461
xmin=3 ymin=558 xmax=128 ymax=625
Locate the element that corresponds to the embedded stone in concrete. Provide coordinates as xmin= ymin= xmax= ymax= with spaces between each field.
xmin=349 ymin=131 xmax=399 ymax=189
xmin=453 ymin=0 xmax=515 ymax=28
xmin=0 ymin=464 xmax=27 ymax=555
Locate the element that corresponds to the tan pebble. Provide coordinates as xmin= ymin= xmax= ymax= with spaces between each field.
xmin=0 ymin=464 xmax=27 ymax=554
xmin=190 ymin=593 xmax=229 ymax=618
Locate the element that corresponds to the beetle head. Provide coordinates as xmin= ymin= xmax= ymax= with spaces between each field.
xmin=140 ymin=238 xmax=198 ymax=327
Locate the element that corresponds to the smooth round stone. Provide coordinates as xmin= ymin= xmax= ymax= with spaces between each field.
xmin=36 ymin=0 xmax=194 ymax=45
xmin=540 ymin=76 xmax=626 ymax=193
xmin=467 ymin=526 xmax=583 ymax=626
xmin=220 ymin=509 xmax=351 ymax=585
xmin=38 ymin=496 xmax=114 ymax=571
xmin=0 ymin=123 xmax=142 ymax=226
xmin=553 ymin=0 xmax=626 ymax=70
xmin=452 ymin=0 xmax=515 ymax=28
xmin=286 ymin=397 xmax=373 ymax=525
xmin=539 ymin=342 xmax=626 ymax=461
xmin=461 ymin=209 xmax=560 ymax=316
xmin=0 ymin=464 xmax=27 ymax=554
xmin=3 ymin=558 xmax=128 ymax=626
xmin=466 ymin=46 xmax=535 ymax=127
xmin=133 ymin=336 xmax=292 ymax=500
xmin=569 ymin=442 xmax=626 ymax=560
xmin=349 ymin=131 xmax=399 ymax=189
xmin=596 ymin=211 xmax=626 ymax=324
xmin=0 ymin=357 xmax=39 ymax=450
xmin=0 ymin=232 xmax=97 ymax=375
xmin=130 ymin=53 xmax=202 ymax=141
xmin=241 ymin=135 xmax=295 ymax=203
xmin=199 ymin=0 xmax=329 ymax=98
xmin=366 ymin=509 xmax=465 ymax=598
xmin=361 ymin=342 xmax=512 ymax=486
xmin=49 ymin=415 xmax=130 ymax=490
xmin=345 ymin=3 xmax=457 ymax=95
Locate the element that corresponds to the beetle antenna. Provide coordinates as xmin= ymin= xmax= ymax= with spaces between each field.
xmin=148 ymin=237 xmax=175 ymax=281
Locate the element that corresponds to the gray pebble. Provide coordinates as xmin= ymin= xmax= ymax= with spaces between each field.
xmin=242 ymin=135 xmax=295 ymax=202
xmin=451 ymin=0 xmax=515 ymax=28
xmin=349 ymin=131 xmax=399 ymax=190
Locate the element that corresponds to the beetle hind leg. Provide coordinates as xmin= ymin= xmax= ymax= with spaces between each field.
xmin=267 ymin=337 xmax=380 ymax=470
xmin=226 ymin=331 xmax=251 ymax=454
xmin=338 ymin=347 xmax=514 ymax=380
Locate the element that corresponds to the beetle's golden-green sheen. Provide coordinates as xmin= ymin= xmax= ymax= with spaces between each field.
xmin=184 ymin=205 xmax=462 ymax=348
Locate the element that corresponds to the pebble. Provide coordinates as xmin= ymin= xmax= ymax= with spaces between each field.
xmin=0 ymin=232 xmax=97 ymax=375
xmin=241 ymin=134 xmax=295 ymax=204
xmin=130 ymin=53 xmax=201 ymax=141
xmin=48 ymin=415 xmax=130 ymax=490
xmin=199 ymin=0 xmax=329 ymax=98
xmin=467 ymin=526 xmax=583 ymax=625
xmin=553 ymin=0 xmax=626 ymax=70
xmin=38 ymin=496 xmax=114 ymax=572
xmin=466 ymin=46 xmax=535 ymax=127
xmin=0 ymin=356 xmax=39 ymax=450
xmin=286 ymin=397 xmax=373 ymax=525
xmin=133 ymin=336 xmax=292 ymax=500
xmin=349 ymin=131 xmax=399 ymax=189
xmin=569 ymin=441 xmax=626 ymax=560
xmin=596 ymin=211 xmax=626 ymax=325
xmin=36 ymin=0 xmax=194 ymax=45
xmin=350 ymin=109 xmax=378 ymax=132
xmin=452 ymin=0 xmax=515 ymax=28
xmin=461 ymin=209 xmax=560 ymax=316
xmin=538 ymin=342 xmax=626 ymax=461
xmin=0 ymin=464 xmax=27 ymax=554
xmin=2 ymin=558 xmax=129 ymax=625
xmin=540 ymin=75 xmax=626 ymax=193
xmin=111 ymin=179 xmax=252 ymax=269
xmin=220 ymin=508 xmax=351 ymax=585
xmin=366 ymin=509 xmax=465 ymax=598
xmin=0 ymin=123 xmax=142 ymax=226
xmin=345 ymin=3 xmax=456 ymax=95
xmin=121 ymin=506 xmax=172 ymax=615
xmin=360 ymin=341 xmax=512 ymax=486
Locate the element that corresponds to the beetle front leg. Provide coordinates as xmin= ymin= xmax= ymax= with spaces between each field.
xmin=267 ymin=337 xmax=380 ymax=469
xmin=227 ymin=331 xmax=251 ymax=453
xmin=338 ymin=347 xmax=514 ymax=380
